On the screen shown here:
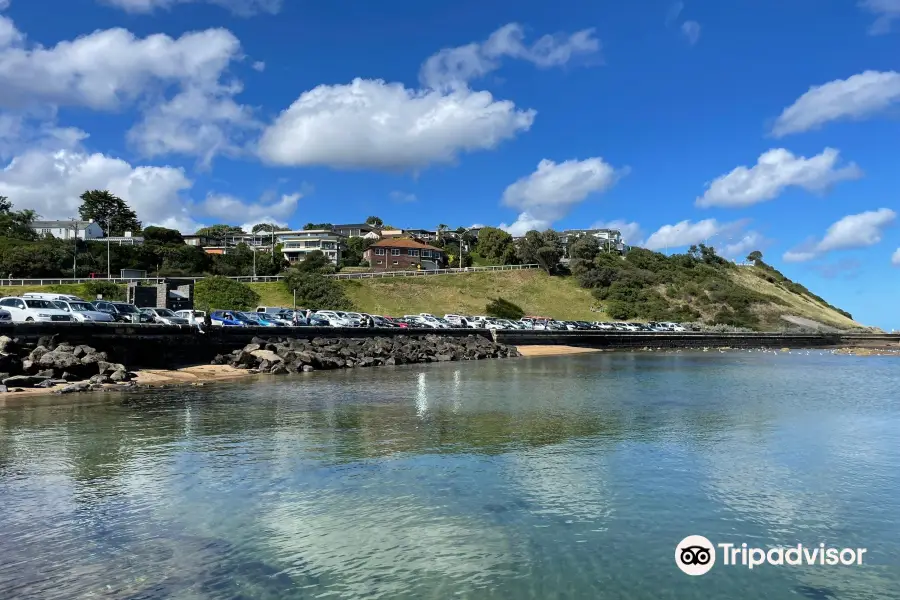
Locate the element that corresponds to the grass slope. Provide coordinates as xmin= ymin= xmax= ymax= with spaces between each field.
xmin=0 ymin=266 xmax=863 ymax=330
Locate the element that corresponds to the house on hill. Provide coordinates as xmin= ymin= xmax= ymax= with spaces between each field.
xmin=363 ymin=238 xmax=446 ymax=271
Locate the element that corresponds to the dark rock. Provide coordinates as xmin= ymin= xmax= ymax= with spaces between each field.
xmin=57 ymin=382 xmax=91 ymax=394
xmin=211 ymin=354 xmax=226 ymax=365
xmin=73 ymin=345 xmax=92 ymax=359
xmin=0 ymin=372 xmax=9 ymax=382
xmin=35 ymin=380 xmax=58 ymax=388
xmin=270 ymin=364 xmax=288 ymax=375
xmin=301 ymin=365 xmax=315 ymax=372
xmin=0 ymin=335 xmax=16 ymax=354
xmin=243 ymin=343 xmax=262 ymax=353
xmin=109 ymin=370 xmax=130 ymax=383
xmin=55 ymin=343 xmax=74 ymax=354
xmin=435 ymin=354 xmax=453 ymax=362
xmin=36 ymin=369 xmax=54 ymax=378
xmin=90 ymin=374 xmax=112 ymax=384
xmin=385 ymin=357 xmax=396 ymax=366
xmin=2 ymin=375 xmax=50 ymax=388
xmin=60 ymin=371 xmax=80 ymax=381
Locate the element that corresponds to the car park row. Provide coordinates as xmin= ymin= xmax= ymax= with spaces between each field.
xmin=0 ymin=294 xmax=691 ymax=332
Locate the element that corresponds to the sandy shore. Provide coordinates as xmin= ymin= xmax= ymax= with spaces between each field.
xmin=515 ymin=345 xmax=602 ymax=357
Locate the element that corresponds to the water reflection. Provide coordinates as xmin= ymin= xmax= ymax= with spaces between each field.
xmin=0 ymin=353 xmax=898 ymax=599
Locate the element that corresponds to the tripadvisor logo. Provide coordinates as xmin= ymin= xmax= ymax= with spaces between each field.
xmin=675 ymin=535 xmax=867 ymax=576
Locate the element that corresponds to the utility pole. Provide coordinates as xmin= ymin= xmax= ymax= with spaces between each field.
xmin=106 ymin=216 xmax=113 ymax=279
xmin=252 ymin=247 xmax=257 ymax=280
xmin=70 ymin=217 xmax=78 ymax=278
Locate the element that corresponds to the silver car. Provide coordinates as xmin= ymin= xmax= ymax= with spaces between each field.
xmin=0 ymin=308 xmax=10 ymax=322
xmin=140 ymin=307 xmax=191 ymax=325
xmin=53 ymin=300 xmax=115 ymax=322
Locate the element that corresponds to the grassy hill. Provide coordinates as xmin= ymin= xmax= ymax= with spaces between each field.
xmin=0 ymin=264 xmax=864 ymax=331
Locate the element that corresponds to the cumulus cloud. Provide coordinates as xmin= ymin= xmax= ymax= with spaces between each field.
xmin=696 ymin=148 xmax=862 ymax=208
xmin=258 ymin=78 xmax=535 ymax=171
xmin=0 ymin=145 xmax=201 ymax=233
xmin=203 ymin=191 xmax=301 ymax=222
xmin=681 ymin=21 xmax=701 ymax=45
xmin=590 ymin=219 xmax=643 ymax=246
xmin=498 ymin=158 xmax=624 ymax=236
xmin=783 ymin=208 xmax=897 ymax=262
xmin=721 ymin=231 xmax=767 ymax=260
xmin=419 ymin=23 xmax=599 ymax=91
xmin=892 ymin=247 xmax=900 ymax=266
xmin=0 ymin=14 xmax=253 ymax=164
xmin=389 ymin=190 xmax=417 ymax=203
xmin=98 ymin=0 xmax=281 ymax=16
xmin=771 ymin=71 xmax=900 ymax=137
xmin=859 ymin=0 xmax=900 ymax=35
xmin=643 ymin=218 xmax=747 ymax=251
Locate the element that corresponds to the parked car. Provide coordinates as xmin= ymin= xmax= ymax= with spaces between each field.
xmin=0 ymin=308 xmax=12 ymax=322
xmin=52 ymin=299 xmax=115 ymax=322
xmin=418 ymin=314 xmax=450 ymax=328
xmin=237 ymin=311 xmax=284 ymax=327
xmin=313 ymin=310 xmax=357 ymax=327
xmin=397 ymin=316 xmax=428 ymax=328
xmin=443 ymin=314 xmax=473 ymax=327
xmin=256 ymin=306 xmax=289 ymax=316
xmin=209 ymin=310 xmax=246 ymax=326
xmin=93 ymin=301 xmax=151 ymax=323
xmin=593 ymin=322 xmax=615 ymax=330
xmin=370 ymin=315 xmax=399 ymax=328
xmin=0 ymin=297 xmax=74 ymax=322
xmin=23 ymin=292 xmax=86 ymax=303
xmin=140 ymin=307 xmax=191 ymax=325
xmin=175 ymin=310 xmax=207 ymax=325
xmin=382 ymin=316 xmax=408 ymax=328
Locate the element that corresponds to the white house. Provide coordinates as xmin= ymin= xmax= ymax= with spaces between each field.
xmin=276 ymin=229 xmax=346 ymax=265
xmin=31 ymin=220 xmax=105 ymax=240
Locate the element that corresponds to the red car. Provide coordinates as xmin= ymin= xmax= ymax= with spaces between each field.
xmin=382 ymin=316 xmax=408 ymax=328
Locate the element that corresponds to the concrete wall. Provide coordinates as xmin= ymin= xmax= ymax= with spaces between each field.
xmin=0 ymin=323 xmax=896 ymax=369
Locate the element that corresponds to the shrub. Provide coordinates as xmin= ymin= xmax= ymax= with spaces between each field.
xmin=485 ymin=297 xmax=525 ymax=320
xmin=283 ymin=269 xmax=353 ymax=310
xmin=604 ymin=300 xmax=633 ymax=320
xmin=194 ymin=276 xmax=260 ymax=312
xmin=80 ymin=280 xmax=126 ymax=301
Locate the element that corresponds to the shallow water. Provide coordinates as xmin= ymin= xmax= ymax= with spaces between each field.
xmin=1 ymin=351 xmax=898 ymax=599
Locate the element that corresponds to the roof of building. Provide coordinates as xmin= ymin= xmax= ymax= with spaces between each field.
xmin=333 ymin=223 xmax=378 ymax=230
xmin=368 ymin=238 xmax=445 ymax=252
xmin=32 ymin=220 xmax=98 ymax=230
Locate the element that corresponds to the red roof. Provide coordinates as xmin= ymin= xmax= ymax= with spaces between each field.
xmin=368 ymin=238 xmax=444 ymax=252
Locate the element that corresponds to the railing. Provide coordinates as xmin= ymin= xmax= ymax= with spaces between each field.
xmin=0 ymin=265 xmax=541 ymax=287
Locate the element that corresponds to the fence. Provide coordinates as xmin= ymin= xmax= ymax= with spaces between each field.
xmin=0 ymin=264 xmax=541 ymax=287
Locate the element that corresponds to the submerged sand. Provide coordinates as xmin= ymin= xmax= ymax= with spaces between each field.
xmin=515 ymin=345 xmax=601 ymax=357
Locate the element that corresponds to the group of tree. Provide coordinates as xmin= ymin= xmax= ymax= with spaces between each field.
xmin=283 ymin=250 xmax=353 ymax=310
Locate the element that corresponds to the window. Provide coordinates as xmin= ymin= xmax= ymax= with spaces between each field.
xmin=391 ymin=249 xmax=400 ymax=256
xmin=408 ymin=249 xmax=419 ymax=256
xmin=375 ymin=248 xmax=385 ymax=256
xmin=422 ymin=250 xmax=431 ymax=258
xmin=41 ymin=228 xmax=51 ymax=234
xmin=393 ymin=261 xmax=399 ymax=265
xmin=376 ymin=260 xmax=383 ymax=265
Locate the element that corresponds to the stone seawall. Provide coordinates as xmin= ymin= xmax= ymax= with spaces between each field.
xmin=0 ymin=323 xmax=896 ymax=369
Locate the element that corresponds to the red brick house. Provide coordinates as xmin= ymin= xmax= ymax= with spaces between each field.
xmin=363 ymin=238 xmax=447 ymax=271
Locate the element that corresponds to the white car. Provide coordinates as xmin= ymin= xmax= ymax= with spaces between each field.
xmin=663 ymin=322 xmax=687 ymax=332
xmin=316 ymin=310 xmax=359 ymax=327
xmin=52 ymin=300 xmax=115 ymax=322
xmin=23 ymin=292 xmax=86 ymax=302
xmin=416 ymin=314 xmax=449 ymax=328
xmin=443 ymin=314 xmax=472 ymax=327
xmin=0 ymin=308 xmax=11 ymax=322
xmin=140 ymin=307 xmax=191 ymax=325
xmin=175 ymin=310 xmax=207 ymax=325
xmin=0 ymin=297 xmax=74 ymax=322
xmin=403 ymin=315 xmax=440 ymax=328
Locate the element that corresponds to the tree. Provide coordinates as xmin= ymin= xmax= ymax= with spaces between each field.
xmin=747 ymin=250 xmax=763 ymax=264
xmin=342 ymin=236 xmax=375 ymax=268
xmin=476 ymin=227 xmax=517 ymax=265
xmin=365 ymin=216 xmax=383 ymax=228
xmin=485 ymin=297 xmax=524 ymax=320
xmin=78 ymin=190 xmax=141 ymax=236
xmin=437 ymin=224 xmax=448 ymax=244
xmin=517 ymin=230 xmax=563 ymax=273
xmin=0 ymin=197 xmax=38 ymax=241
xmin=251 ymin=223 xmax=288 ymax=233
xmin=283 ymin=270 xmax=353 ymax=310
xmin=142 ymin=226 xmax=184 ymax=246
xmin=195 ymin=224 xmax=244 ymax=239
xmin=295 ymin=250 xmax=335 ymax=274
xmin=194 ymin=276 xmax=260 ymax=312
xmin=304 ymin=222 xmax=333 ymax=230
xmin=160 ymin=245 xmax=212 ymax=276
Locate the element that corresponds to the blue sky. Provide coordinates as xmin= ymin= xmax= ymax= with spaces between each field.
xmin=0 ymin=0 xmax=898 ymax=329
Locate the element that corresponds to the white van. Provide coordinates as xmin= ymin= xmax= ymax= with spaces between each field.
xmin=0 ymin=297 xmax=74 ymax=322
xmin=22 ymin=292 xmax=86 ymax=302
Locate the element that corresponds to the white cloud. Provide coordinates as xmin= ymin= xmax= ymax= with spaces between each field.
xmin=696 ymin=148 xmax=862 ymax=208
xmin=590 ymin=219 xmax=643 ymax=246
xmin=252 ymin=61 xmax=265 ymax=72
xmin=771 ymin=71 xmax=900 ymax=137
xmin=499 ymin=158 xmax=624 ymax=236
xmin=721 ymin=231 xmax=766 ymax=260
xmin=666 ymin=2 xmax=684 ymax=26
xmin=0 ymin=14 xmax=253 ymax=164
xmin=783 ymin=208 xmax=897 ymax=262
xmin=859 ymin=0 xmax=900 ymax=35
xmin=419 ymin=23 xmax=599 ymax=91
xmin=98 ymin=0 xmax=281 ymax=16
xmin=681 ymin=21 xmax=701 ymax=45
xmin=258 ymin=78 xmax=535 ymax=171
xmin=0 ymin=145 xmax=201 ymax=233
xmin=389 ymin=190 xmax=417 ymax=203
xmin=643 ymin=218 xmax=746 ymax=251
xmin=892 ymin=247 xmax=900 ymax=266
xmin=203 ymin=191 xmax=301 ymax=221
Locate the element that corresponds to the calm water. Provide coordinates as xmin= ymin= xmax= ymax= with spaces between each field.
xmin=1 ymin=351 xmax=898 ymax=600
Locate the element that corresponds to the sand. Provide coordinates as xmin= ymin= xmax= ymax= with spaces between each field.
xmin=515 ymin=345 xmax=602 ymax=357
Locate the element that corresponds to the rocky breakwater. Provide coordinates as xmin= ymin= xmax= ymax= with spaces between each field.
xmin=0 ymin=335 xmax=136 ymax=394
xmin=211 ymin=333 xmax=520 ymax=373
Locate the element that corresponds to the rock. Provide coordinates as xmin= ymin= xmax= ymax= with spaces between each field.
xmin=90 ymin=374 xmax=112 ymax=384
xmin=0 ymin=335 xmax=16 ymax=354
xmin=60 ymin=371 xmax=80 ymax=381
xmin=211 ymin=354 xmax=226 ymax=365
xmin=73 ymin=345 xmax=92 ymax=359
xmin=35 ymin=380 xmax=58 ymax=388
xmin=384 ymin=357 xmax=396 ymax=366
xmin=435 ymin=354 xmax=453 ymax=362
xmin=0 ymin=385 xmax=7 ymax=393
xmin=1 ymin=375 xmax=50 ymax=388
xmin=270 ymin=364 xmax=288 ymax=375
xmin=301 ymin=365 xmax=315 ymax=372
xmin=35 ymin=369 xmax=54 ymax=378
xmin=243 ymin=343 xmax=262 ymax=353
xmin=109 ymin=370 xmax=130 ymax=383
xmin=250 ymin=349 xmax=283 ymax=364
xmin=57 ymin=382 xmax=91 ymax=394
